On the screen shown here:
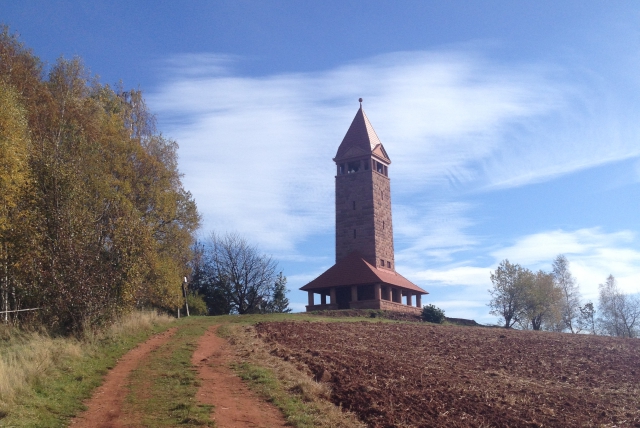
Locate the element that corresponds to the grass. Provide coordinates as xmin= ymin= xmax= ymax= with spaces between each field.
xmin=233 ymin=362 xmax=319 ymax=426
xmin=220 ymin=321 xmax=365 ymax=428
xmin=125 ymin=316 xmax=214 ymax=427
xmin=0 ymin=310 xmax=173 ymax=427
xmin=214 ymin=310 xmax=415 ymax=326
xmin=0 ymin=310 xmax=439 ymax=427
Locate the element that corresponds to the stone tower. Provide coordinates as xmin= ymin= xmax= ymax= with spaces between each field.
xmin=300 ymin=100 xmax=427 ymax=314
xmin=334 ymin=102 xmax=394 ymax=270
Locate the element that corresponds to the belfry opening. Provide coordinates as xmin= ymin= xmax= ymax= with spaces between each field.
xmin=300 ymin=100 xmax=428 ymax=314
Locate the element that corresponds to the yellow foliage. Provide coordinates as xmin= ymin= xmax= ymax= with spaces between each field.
xmin=0 ymin=81 xmax=29 ymax=231
xmin=0 ymin=30 xmax=200 ymax=331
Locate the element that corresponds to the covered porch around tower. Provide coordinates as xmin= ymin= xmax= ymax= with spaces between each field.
xmin=306 ymin=283 xmax=424 ymax=315
xmin=300 ymin=251 xmax=428 ymax=316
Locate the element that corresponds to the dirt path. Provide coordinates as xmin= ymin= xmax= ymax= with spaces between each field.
xmin=192 ymin=324 xmax=288 ymax=428
xmin=69 ymin=327 xmax=178 ymax=428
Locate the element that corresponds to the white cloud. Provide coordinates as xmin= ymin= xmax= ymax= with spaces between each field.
xmin=416 ymin=228 xmax=640 ymax=313
xmin=149 ymin=49 xmax=637 ymax=251
xmin=394 ymin=201 xmax=477 ymax=264
xmin=490 ymin=228 xmax=640 ymax=299
xmin=413 ymin=266 xmax=491 ymax=287
xmin=285 ymin=272 xmax=324 ymax=287
xmin=490 ymin=228 xmax=634 ymax=266
xmin=149 ymin=50 xmax=640 ymax=323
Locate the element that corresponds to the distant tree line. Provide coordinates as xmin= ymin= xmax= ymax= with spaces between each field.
xmin=0 ymin=27 xmax=200 ymax=332
xmin=488 ymin=254 xmax=640 ymax=337
xmin=188 ymin=232 xmax=290 ymax=315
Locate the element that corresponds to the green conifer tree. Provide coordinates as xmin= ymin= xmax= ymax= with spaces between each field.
xmin=265 ymin=272 xmax=291 ymax=313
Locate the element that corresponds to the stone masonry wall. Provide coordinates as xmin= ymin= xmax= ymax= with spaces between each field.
xmin=335 ymin=158 xmax=394 ymax=270
xmin=372 ymin=169 xmax=394 ymax=270
xmin=335 ymin=168 xmax=376 ymax=264
xmin=349 ymin=298 xmax=421 ymax=315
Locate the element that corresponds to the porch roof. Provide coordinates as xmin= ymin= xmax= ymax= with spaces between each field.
xmin=300 ymin=251 xmax=428 ymax=294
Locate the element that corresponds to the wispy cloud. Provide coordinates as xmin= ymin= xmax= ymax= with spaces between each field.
xmin=149 ymin=50 xmax=640 ymax=324
xmin=409 ymin=228 xmax=640 ymax=321
xmin=394 ymin=201 xmax=477 ymax=264
xmin=151 ymin=49 xmax=635 ymax=251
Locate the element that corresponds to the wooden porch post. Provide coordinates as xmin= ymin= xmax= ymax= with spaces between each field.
xmin=330 ymin=287 xmax=337 ymax=305
xmin=406 ymin=293 xmax=413 ymax=306
xmin=321 ymin=293 xmax=327 ymax=305
xmin=351 ymin=285 xmax=358 ymax=302
xmin=308 ymin=291 xmax=314 ymax=307
xmin=416 ymin=294 xmax=422 ymax=308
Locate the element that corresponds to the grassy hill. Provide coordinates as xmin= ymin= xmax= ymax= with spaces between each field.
xmin=2 ymin=311 xmax=638 ymax=427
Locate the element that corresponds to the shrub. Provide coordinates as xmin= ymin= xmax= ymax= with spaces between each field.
xmin=421 ymin=304 xmax=445 ymax=324
xmin=186 ymin=293 xmax=208 ymax=316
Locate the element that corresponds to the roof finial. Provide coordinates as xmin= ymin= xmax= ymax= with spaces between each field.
xmin=359 ymin=97 xmax=363 ymax=108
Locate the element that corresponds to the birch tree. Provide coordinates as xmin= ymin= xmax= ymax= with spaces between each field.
xmin=0 ymin=81 xmax=30 ymax=322
xmin=598 ymin=275 xmax=640 ymax=338
xmin=552 ymin=254 xmax=582 ymax=333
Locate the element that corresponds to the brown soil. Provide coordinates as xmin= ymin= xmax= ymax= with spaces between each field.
xmin=257 ymin=321 xmax=640 ymax=428
xmin=192 ymin=324 xmax=287 ymax=427
xmin=69 ymin=327 xmax=178 ymax=428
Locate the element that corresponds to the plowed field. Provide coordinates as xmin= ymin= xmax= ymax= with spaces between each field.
xmin=256 ymin=321 xmax=640 ymax=427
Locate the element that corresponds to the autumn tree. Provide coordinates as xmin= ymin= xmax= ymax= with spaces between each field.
xmin=552 ymin=254 xmax=582 ymax=333
xmin=488 ymin=260 xmax=530 ymax=328
xmin=0 ymin=28 xmax=44 ymax=324
xmin=520 ymin=270 xmax=562 ymax=331
xmin=598 ymin=275 xmax=640 ymax=338
xmin=0 ymin=27 xmax=200 ymax=331
xmin=0 ymin=81 xmax=30 ymax=322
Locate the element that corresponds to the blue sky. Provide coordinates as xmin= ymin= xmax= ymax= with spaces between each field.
xmin=4 ymin=1 xmax=640 ymax=322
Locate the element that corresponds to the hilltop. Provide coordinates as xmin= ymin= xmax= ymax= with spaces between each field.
xmin=2 ymin=311 xmax=638 ymax=427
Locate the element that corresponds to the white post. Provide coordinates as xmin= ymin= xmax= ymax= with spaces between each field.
xmin=183 ymin=277 xmax=190 ymax=316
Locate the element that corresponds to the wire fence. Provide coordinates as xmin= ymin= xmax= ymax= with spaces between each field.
xmin=0 ymin=307 xmax=40 ymax=315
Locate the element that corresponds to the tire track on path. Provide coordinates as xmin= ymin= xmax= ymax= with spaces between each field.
xmin=69 ymin=327 xmax=178 ymax=428
xmin=192 ymin=324 xmax=287 ymax=428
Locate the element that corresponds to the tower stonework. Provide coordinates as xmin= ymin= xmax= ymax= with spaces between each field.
xmin=301 ymin=101 xmax=427 ymax=314
xmin=334 ymin=108 xmax=395 ymax=270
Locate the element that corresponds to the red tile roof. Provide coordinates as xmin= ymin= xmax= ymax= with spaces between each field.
xmin=334 ymin=106 xmax=391 ymax=163
xmin=300 ymin=251 xmax=428 ymax=294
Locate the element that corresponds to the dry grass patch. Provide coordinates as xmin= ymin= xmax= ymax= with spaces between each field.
xmin=220 ymin=323 xmax=365 ymax=428
xmin=0 ymin=330 xmax=83 ymax=405
xmin=109 ymin=310 xmax=174 ymax=335
xmin=0 ymin=310 xmax=173 ymax=425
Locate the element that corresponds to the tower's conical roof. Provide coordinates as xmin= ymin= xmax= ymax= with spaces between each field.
xmin=334 ymin=105 xmax=391 ymax=163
